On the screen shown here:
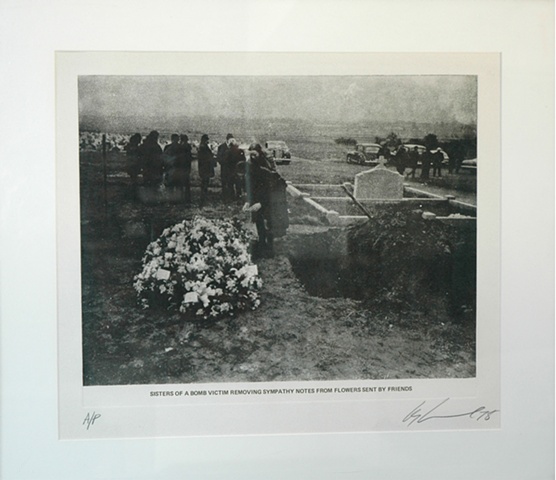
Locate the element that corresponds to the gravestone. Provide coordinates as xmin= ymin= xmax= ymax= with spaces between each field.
xmin=353 ymin=158 xmax=404 ymax=200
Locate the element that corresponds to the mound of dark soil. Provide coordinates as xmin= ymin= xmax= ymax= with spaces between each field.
xmin=287 ymin=209 xmax=476 ymax=321
xmin=345 ymin=210 xmax=476 ymax=317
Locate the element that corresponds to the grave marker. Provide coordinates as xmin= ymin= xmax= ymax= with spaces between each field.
xmin=353 ymin=162 xmax=404 ymax=200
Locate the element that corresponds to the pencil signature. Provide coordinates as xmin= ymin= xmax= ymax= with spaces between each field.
xmin=402 ymin=398 xmax=499 ymax=427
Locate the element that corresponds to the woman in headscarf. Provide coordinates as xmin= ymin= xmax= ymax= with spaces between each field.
xmin=244 ymin=144 xmax=288 ymax=258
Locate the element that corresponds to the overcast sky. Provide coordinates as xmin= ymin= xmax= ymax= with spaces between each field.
xmin=79 ymin=75 xmax=477 ymax=125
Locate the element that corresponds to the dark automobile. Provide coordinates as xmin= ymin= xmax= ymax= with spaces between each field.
xmin=403 ymin=144 xmax=450 ymax=166
xmin=346 ymin=143 xmax=382 ymax=165
xmin=403 ymin=143 xmax=427 ymax=155
xmin=461 ymin=158 xmax=477 ymax=173
xmin=265 ymin=140 xmax=292 ymax=165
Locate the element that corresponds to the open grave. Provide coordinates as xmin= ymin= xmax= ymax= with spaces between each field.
xmin=283 ymin=162 xmax=476 ymax=320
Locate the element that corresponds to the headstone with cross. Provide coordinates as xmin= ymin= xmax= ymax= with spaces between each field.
xmin=353 ymin=159 xmax=404 ymax=200
xmin=377 ymin=155 xmax=388 ymax=168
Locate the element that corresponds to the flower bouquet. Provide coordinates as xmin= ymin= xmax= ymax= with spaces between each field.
xmin=134 ymin=216 xmax=262 ymax=319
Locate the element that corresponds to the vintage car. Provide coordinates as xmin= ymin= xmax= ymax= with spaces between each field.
xmin=238 ymin=143 xmax=277 ymax=170
xmin=346 ymin=143 xmax=382 ymax=165
xmin=461 ymin=158 xmax=477 ymax=173
xmin=264 ymin=140 xmax=292 ymax=165
xmin=403 ymin=144 xmax=450 ymax=166
xmin=403 ymin=143 xmax=427 ymax=155
xmin=402 ymin=143 xmax=426 ymax=166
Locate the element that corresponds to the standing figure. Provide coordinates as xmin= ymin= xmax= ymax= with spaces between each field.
xmin=139 ymin=130 xmax=164 ymax=187
xmin=452 ymin=143 xmax=464 ymax=174
xmin=447 ymin=151 xmax=456 ymax=174
xmin=165 ymin=134 xmax=192 ymax=203
xmin=244 ymin=144 xmax=289 ymax=258
xmin=124 ymin=133 xmax=142 ymax=194
xmin=175 ymin=134 xmax=192 ymax=203
xmin=420 ymin=149 xmax=432 ymax=180
xmin=217 ymin=133 xmax=234 ymax=200
xmin=432 ymin=149 xmax=444 ymax=177
xmin=197 ymin=134 xmax=214 ymax=206
xmin=163 ymin=133 xmax=181 ymax=185
xmin=407 ymin=146 xmax=420 ymax=178
xmin=225 ymin=139 xmax=246 ymax=200
xmin=394 ymin=145 xmax=409 ymax=175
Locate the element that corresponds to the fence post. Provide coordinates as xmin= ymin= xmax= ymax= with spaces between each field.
xmin=102 ymin=134 xmax=108 ymax=220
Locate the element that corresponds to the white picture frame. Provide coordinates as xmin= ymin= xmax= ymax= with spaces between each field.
xmin=0 ymin=1 xmax=553 ymax=479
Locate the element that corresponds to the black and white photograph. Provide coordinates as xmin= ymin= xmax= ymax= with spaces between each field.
xmin=55 ymin=52 xmax=501 ymax=439
xmin=78 ymin=74 xmax=478 ymax=386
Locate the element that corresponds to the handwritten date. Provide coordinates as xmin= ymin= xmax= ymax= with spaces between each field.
xmin=403 ymin=398 xmax=498 ymax=427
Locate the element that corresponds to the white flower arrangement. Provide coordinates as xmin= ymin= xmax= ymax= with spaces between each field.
xmin=134 ymin=216 xmax=263 ymax=319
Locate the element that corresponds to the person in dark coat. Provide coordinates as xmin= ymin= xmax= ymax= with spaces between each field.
xmin=163 ymin=133 xmax=180 ymax=184
xmin=139 ymin=130 xmax=163 ymax=187
xmin=197 ymin=134 xmax=214 ymax=206
xmin=124 ymin=133 xmax=142 ymax=193
xmin=165 ymin=134 xmax=192 ymax=203
xmin=224 ymin=139 xmax=246 ymax=201
xmin=163 ymin=134 xmax=180 ymax=158
xmin=407 ymin=146 xmax=420 ymax=178
xmin=177 ymin=134 xmax=193 ymax=203
xmin=244 ymin=144 xmax=289 ymax=258
xmin=394 ymin=145 xmax=409 ymax=175
xmin=432 ymin=149 xmax=444 ymax=177
xmin=217 ymin=133 xmax=234 ymax=200
xmin=420 ymin=149 xmax=432 ymax=180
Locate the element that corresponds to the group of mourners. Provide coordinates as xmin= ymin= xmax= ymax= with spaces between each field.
xmin=125 ymin=131 xmax=195 ymax=202
xmin=124 ymin=130 xmax=288 ymax=258
xmin=387 ymin=145 xmax=446 ymax=179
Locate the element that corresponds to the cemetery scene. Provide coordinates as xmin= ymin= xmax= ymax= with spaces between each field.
xmin=79 ymin=76 xmax=478 ymax=386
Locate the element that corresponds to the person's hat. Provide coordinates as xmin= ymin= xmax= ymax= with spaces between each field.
xmin=226 ymin=133 xmax=234 ymax=140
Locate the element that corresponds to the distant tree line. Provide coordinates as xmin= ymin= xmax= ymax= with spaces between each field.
xmin=375 ymin=132 xmax=403 ymax=149
xmin=334 ymin=137 xmax=357 ymax=146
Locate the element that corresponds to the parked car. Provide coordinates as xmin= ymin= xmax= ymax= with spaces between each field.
xmin=346 ymin=143 xmax=382 ymax=165
xmin=461 ymin=158 xmax=477 ymax=173
xmin=239 ymin=142 xmax=277 ymax=170
xmin=403 ymin=144 xmax=450 ymax=166
xmin=403 ymin=143 xmax=426 ymax=155
xmin=265 ymin=140 xmax=292 ymax=165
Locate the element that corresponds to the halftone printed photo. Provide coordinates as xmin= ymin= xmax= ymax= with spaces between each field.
xmin=78 ymin=74 xmax=478 ymax=386
xmin=56 ymin=52 xmax=500 ymax=439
